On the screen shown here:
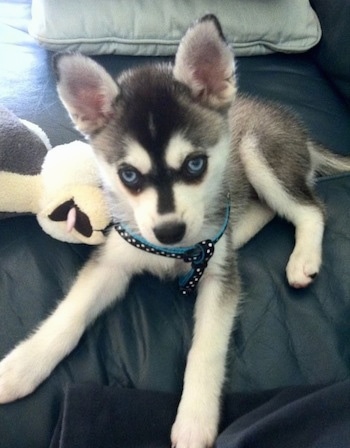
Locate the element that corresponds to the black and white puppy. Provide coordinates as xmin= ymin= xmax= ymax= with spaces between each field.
xmin=1 ymin=15 xmax=350 ymax=448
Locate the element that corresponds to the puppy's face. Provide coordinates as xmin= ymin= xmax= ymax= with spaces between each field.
xmin=91 ymin=66 xmax=231 ymax=245
xmin=55 ymin=15 xmax=236 ymax=246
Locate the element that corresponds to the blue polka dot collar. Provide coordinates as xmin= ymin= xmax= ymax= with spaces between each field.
xmin=114 ymin=199 xmax=231 ymax=296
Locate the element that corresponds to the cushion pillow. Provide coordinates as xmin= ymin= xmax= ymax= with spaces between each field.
xmin=29 ymin=0 xmax=321 ymax=56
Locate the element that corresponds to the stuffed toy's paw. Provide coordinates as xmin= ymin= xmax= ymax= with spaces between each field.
xmin=0 ymin=106 xmax=110 ymax=244
xmin=38 ymin=141 xmax=110 ymax=245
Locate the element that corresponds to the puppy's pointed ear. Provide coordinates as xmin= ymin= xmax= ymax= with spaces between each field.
xmin=54 ymin=53 xmax=119 ymax=135
xmin=173 ymin=15 xmax=236 ymax=109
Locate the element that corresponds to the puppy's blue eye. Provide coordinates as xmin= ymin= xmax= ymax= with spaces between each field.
xmin=119 ymin=166 xmax=143 ymax=191
xmin=184 ymin=155 xmax=207 ymax=178
xmin=121 ymin=170 xmax=138 ymax=184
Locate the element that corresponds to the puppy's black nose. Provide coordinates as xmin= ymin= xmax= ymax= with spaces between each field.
xmin=153 ymin=222 xmax=186 ymax=245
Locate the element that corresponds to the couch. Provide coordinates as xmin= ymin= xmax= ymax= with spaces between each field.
xmin=1 ymin=1 xmax=350 ymax=447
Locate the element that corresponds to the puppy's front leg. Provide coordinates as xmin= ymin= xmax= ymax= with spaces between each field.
xmin=0 ymin=239 xmax=133 ymax=404
xmin=171 ymin=253 xmax=240 ymax=448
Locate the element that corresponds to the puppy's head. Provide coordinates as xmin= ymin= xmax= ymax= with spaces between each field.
xmin=54 ymin=15 xmax=236 ymax=246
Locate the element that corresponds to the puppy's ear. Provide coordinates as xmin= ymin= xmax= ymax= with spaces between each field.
xmin=173 ymin=15 xmax=236 ymax=109
xmin=54 ymin=53 xmax=119 ymax=135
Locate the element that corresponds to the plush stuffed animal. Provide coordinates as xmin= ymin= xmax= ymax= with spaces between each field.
xmin=0 ymin=105 xmax=110 ymax=245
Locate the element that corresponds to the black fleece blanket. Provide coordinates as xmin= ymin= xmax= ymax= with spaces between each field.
xmin=50 ymin=380 xmax=350 ymax=448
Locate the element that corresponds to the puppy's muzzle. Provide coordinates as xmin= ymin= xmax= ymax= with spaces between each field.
xmin=153 ymin=222 xmax=186 ymax=245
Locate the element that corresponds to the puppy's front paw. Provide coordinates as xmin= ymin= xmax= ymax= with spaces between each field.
xmin=0 ymin=344 xmax=43 ymax=404
xmin=286 ymin=249 xmax=321 ymax=289
xmin=171 ymin=406 xmax=218 ymax=448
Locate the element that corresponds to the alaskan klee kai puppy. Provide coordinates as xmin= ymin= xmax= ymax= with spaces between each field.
xmin=1 ymin=15 xmax=350 ymax=448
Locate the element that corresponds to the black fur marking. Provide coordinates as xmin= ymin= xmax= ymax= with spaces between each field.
xmin=155 ymin=178 xmax=176 ymax=214
xmin=109 ymin=66 xmax=221 ymax=214
xmin=112 ymin=64 xmax=222 ymax=153
xmin=118 ymin=68 xmax=190 ymax=214
xmin=120 ymin=70 xmax=186 ymax=157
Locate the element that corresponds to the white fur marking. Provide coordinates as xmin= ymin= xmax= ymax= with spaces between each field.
xmin=165 ymin=134 xmax=195 ymax=170
xmin=233 ymin=201 xmax=275 ymax=249
xmin=123 ymin=139 xmax=152 ymax=174
xmin=148 ymin=112 xmax=156 ymax=138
